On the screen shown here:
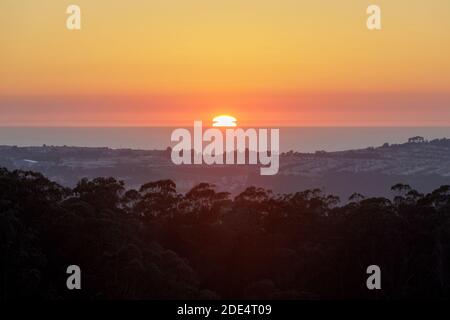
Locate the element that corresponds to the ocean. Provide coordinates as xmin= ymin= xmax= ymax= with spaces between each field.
xmin=0 ymin=127 xmax=450 ymax=153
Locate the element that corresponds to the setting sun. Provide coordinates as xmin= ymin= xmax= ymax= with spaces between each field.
xmin=212 ymin=115 xmax=237 ymax=127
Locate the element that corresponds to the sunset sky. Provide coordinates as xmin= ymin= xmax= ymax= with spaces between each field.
xmin=1 ymin=0 xmax=450 ymax=126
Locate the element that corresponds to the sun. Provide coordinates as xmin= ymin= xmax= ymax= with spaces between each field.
xmin=212 ymin=115 xmax=237 ymax=127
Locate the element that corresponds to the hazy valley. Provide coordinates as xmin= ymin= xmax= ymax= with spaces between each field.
xmin=1 ymin=137 xmax=450 ymax=201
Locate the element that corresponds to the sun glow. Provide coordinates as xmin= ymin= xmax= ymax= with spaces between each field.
xmin=212 ymin=115 xmax=237 ymax=127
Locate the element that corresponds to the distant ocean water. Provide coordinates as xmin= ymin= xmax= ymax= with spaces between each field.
xmin=0 ymin=127 xmax=450 ymax=153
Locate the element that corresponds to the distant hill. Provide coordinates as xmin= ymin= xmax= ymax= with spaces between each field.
xmin=1 ymin=137 xmax=450 ymax=200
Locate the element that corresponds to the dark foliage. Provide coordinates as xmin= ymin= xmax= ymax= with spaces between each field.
xmin=1 ymin=167 xmax=450 ymax=299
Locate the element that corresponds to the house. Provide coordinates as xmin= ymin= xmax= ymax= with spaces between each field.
xmin=408 ymin=136 xmax=425 ymax=144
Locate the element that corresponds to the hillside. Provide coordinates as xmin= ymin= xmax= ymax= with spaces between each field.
xmin=1 ymin=138 xmax=450 ymax=200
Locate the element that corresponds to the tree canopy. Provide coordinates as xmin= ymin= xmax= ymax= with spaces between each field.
xmin=1 ymin=167 xmax=450 ymax=299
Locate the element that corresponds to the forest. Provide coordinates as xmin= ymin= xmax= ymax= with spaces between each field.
xmin=1 ymin=167 xmax=450 ymax=299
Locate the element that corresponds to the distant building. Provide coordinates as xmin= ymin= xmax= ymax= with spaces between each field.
xmin=408 ymin=136 xmax=425 ymax=144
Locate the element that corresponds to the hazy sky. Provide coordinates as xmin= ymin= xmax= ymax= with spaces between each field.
xmin=1 ymin=0 xmax=449 ymax=126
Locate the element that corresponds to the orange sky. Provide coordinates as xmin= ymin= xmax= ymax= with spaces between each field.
xmin=1 ymin=0 xmax=450 ymax=126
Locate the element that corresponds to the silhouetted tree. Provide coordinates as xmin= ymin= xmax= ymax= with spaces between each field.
xmin=2 ymin=167 xmax=450 ymax=300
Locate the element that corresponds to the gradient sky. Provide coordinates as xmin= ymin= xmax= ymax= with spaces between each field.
xmin=1 ymin=0 xmax=449 ymax=126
